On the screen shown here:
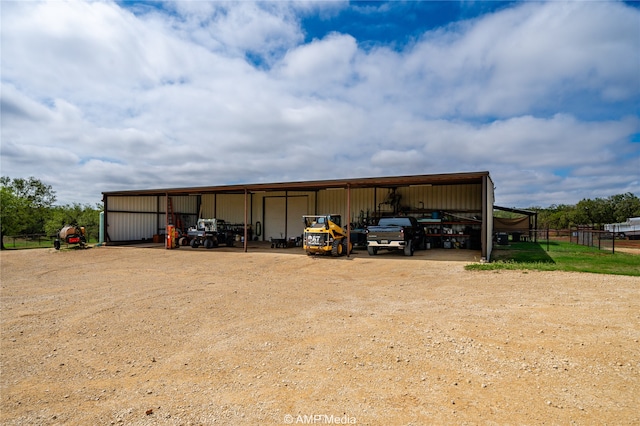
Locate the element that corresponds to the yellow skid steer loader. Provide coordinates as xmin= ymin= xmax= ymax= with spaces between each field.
xmin=302 ymin=215 xmax=352 ymax=256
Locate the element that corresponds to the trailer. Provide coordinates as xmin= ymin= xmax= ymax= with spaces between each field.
xmin=54 ymin=225 xmax=87 ymax=250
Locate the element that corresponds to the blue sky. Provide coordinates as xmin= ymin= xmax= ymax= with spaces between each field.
xmin=1 ymin=1 xmax=639 ymax=207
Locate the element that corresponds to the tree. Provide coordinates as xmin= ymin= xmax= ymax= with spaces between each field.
xmin=0 ymin=187 xmax=30 ymax=249
xmin=538 ymin=204 xmax=575 ymax=229
xmin=608 ymin=193 xmax=640 ymax=223
xmin=574 ymin=198 xmax=605 ymax=226
xmin=0 ymin=176 xmax=57 ymax=249
xmin=1 ymin=176 xmax=57 ymax=208
xmin=45 ymin=203 xmax=102 ymax=242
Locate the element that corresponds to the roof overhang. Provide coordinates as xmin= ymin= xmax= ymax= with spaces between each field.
xmin=494 ymin=205 xmax=537 ymax=216
xmin=102 ymin=171 xmax=490 ymax=198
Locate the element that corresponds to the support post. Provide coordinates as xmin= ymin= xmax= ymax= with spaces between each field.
xmin=347 ymin=183 xmax=351 ymax=257
xmin=244 ymin=188 xmax=248 ymax=253
xmin=165 ymin=193 xmax=169 ymax=240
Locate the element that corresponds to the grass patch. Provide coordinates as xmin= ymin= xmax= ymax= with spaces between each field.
xmin=2 ymin=237 xmax=98 ymax=250
xmin=466 ymin=241 xmax=640 ymax=276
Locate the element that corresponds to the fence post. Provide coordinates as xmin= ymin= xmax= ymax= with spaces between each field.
xmin=546 ymin=227 xmax=549 ymax=251
xmin=612 ymin=225 xmax=615 ymax=254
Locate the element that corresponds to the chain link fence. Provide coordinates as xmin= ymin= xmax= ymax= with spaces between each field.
xmin=570 ymin=226 xmax=626 ymax=254
xmin=527 ymin=227 xmax=624 ymax=254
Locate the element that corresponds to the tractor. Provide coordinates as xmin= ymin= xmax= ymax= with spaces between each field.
xmin=302 ymin=214 xmax=352 ymax=256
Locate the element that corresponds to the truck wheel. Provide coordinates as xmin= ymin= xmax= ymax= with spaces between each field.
xmin=404 ymin=240 xmax=414 ymax=256
xmin=179 ymin=237 xmax=189 ymax=246
xmin=54 ymin=240 xmax=61 ymax=250
xmin=367 ymin=246 xmax=377 ymax=256
xmin=204 ymin=238 xmax=214 ymax=249
xmin=331 ymin=239 xmax=344 ymax=257
xmin=191 ymin=239 xmax=199 ymax=248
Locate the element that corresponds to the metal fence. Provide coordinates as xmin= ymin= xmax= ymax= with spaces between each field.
xmin=526 ymin=228 xmax=622 ymax=253
xmin=570 ymin=226 xmax=623 ymax=254
xmin=2 ymin=234 xmax=54 ymax=249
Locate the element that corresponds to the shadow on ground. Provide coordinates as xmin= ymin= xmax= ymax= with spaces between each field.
xmin=114 ymin=241 xmax=482 ymax=262
xmin=491 ymin=241 xmax=556 ymax=263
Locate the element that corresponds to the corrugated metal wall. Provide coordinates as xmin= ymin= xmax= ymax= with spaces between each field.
xmin=317 ymin=189 xmax=347 ymax=218
xmin=200 ymin=194 xmax=215 ymax=218
xmin=251 ymin=191 xmax=314 ymax=240
xmin=200 ymin=194 xmax=249 ymax=224
xmin=108 ymin=212 xmax=157 ymax=241
xmin=215 ymin=194 xmax=246 ymax=224
xmin=398 ymin=184 xmax=482 ymax=211
xmin=104 ymin=180 xmax=490 ymax=248
xmin=158 ymin=195 xmax=198 ymax=215
xmin=314 ymin=184 xmax=483 ymax=224
xmin=156 ymin=195 xmax=199 ymax=233
xmin=286 ymin=195 xmax=310 ymax=239
xmin=108 ymin=196 xmax=157 ymax=212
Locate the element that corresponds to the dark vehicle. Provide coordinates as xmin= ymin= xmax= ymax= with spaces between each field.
xmin=366 ymin=216 xmax=424 ymax=256
xmin=185 ymin=218 xmax=236 ymax=249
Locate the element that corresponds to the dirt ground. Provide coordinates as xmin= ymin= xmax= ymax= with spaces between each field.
xmin=1 ymin=244 xmax=638 ymax=425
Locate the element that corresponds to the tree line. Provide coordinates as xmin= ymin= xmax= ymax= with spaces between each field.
xmin=2 ymin=176 xmax=639 ymax=250
xmin=503 ymin=193 xmax=640 ymax=230
xmin=1 ymin=176 xmax=101 ymax=249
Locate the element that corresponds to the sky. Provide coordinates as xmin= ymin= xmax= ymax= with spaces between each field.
xmin=1 ymin=0 xmax=639 ymax=208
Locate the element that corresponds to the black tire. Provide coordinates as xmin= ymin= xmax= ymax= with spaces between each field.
xmin=179 ymin=237 xmax=189 ymax=246
xmin=331 ymin=239 xmax=344 ymax=257
xmin=191 ymin=238 xmax=199 ymax=248
xmin=342 ymin=240 xmax=352 ymax=255
xmin=204 ymin=238 xmax=214 ymax=249
xmin=404 ymin=240 xmax=414 ymax=256
xmin=367 ymin=246 xmax=377 ymax=256
xmin=54 ymin=240 xmax=61 ymax=250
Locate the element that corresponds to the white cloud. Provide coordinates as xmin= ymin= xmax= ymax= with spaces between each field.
xmin=1 ymin=0 xmax=638 ymax=208
xmin=393 ymin=1 xmax=639 ymax=117
xmin=277 ymin=33 xmax=358 ymax=86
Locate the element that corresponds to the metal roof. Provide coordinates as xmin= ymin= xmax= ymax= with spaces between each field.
xmin=102 ymin=171 xmax=490 ymax=198
xmin=493 ymin=205 xmax=537 ymax=216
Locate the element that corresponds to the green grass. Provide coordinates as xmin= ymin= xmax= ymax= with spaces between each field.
xmin=466 ymin=241 xmax=640 ymax=276
xmin=2 ymin=237 xmax=98 ymax=250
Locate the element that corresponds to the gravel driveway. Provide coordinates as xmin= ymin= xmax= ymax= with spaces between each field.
xmin=1 ymin=245 xmax=638 ymax=425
